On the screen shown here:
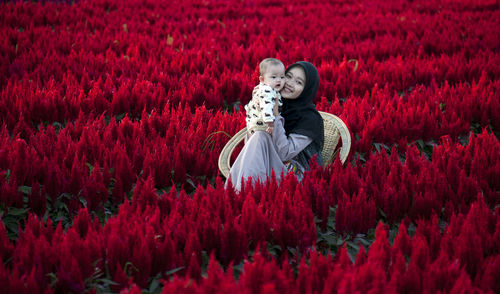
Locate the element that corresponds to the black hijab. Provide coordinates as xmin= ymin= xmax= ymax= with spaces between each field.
xmin=282 ymin=61 xmax=324 ymax=151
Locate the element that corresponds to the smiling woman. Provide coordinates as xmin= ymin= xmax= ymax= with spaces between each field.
xmin=227 ymin=61 xmax=324 ymax=191
xmin=281 ymin=66 xmax=305 ymax=99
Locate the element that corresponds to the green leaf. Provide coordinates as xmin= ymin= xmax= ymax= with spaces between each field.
xmin=201 ymin=250 xmax=209 ymax=277
xmin=96 ymin=278 xmax=119 ymax=286
xmin=59 ymin=192 xmax=73 ymax=200
xmin=378 ymin=208 xmax=387 ymax=219
xmin=233 ymin=262 xmax=244 ymax=280
xmin=217 ymin=19 xmax=226 ymax=29
xmin=18 ymin=186 xmax=32 ymax=195
xmin=165 ymin=266 xmax=184 ymax=276
xmin=148 ymin=278 xmax=160 ymax=293
xmin=166 ymin=34 xmax=174 ymax=46
xmin=267 ymin=244 xmax=282 ymax=258
xmin=7 ymin=207 xmax=28 ymax=217
xmin=115 ymin=113 xmax=126 ymax=122
xmin=55 ymin=201 xmax=69 ymax=213
xmin=42 ymin=212 xmax=49 ymax=222
xmin=124 ymin=261 xmax=139 ymax=277
xmin=354 ymin=234 xmax=372 ymax=247
xmin=86 ymin=162 xmax=95 ymax=174
xmin=347 ymin=59 xmax=359 ymax=72
xmin=79 ymin=196 xmax=88 ymax=208
xmin=2 ymin=256 xmax=13 ymax=266
xmin=52 ymin=121 xmax=64 ymax=130
xmin=345 ymin=246 xmax=357 ymax=263
xmin=470 ymin=121 xmax=481 ymax=134
xmin=318 ymin=231 xmax=336 ymax=246
xmin=186 ymin=178 xmax=196 ymax=189
xmin=202 ymin=131 xmax=231 ymax=153
xmin=47 ymin=272 xmax=58 ymax=288
xmin=287 ymin=246 xmax=298 ymax=256
xmin=346 ymin=240 xmax=360 ymax=251
xmin=407 ymin=222 xmax=417 ymax=237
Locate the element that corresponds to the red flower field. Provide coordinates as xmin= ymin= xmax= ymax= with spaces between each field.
xmin=0 ymin=0 xmax=499 ymax=292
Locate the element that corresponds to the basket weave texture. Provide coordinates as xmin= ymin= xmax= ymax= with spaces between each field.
xmin=218 ymin=111 xmax=351 ymax=179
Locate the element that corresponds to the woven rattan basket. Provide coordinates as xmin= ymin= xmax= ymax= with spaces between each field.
xmin=218 ymin=111 xmax=351 ymax=179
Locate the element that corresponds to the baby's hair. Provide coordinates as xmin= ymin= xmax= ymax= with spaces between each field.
xmin=259 ymin=58 xmax=284 ymax=76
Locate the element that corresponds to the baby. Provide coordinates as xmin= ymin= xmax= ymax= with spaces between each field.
xmin=245 ymin=58 xmax=285 ymax=135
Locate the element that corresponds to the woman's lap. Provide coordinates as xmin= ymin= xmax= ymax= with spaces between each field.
xmin=227 ymin=131 xmax=286 ymax=190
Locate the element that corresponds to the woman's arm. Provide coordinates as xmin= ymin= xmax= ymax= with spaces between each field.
xmin=272 ymin=116 xmax=313 ymax=162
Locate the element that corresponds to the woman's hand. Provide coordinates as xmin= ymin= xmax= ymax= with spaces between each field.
xmin=266 ymin=121 xmax=274 ymax=134
xmin=273 ymin=100 xmax=279 ymax=116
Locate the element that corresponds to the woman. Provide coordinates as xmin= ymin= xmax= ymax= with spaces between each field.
xmin=228 ymin=61 xmax=324 ymax=191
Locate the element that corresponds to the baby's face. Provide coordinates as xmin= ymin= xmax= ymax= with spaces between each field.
xmin=261 ymin=64 xmax=285 ymax=91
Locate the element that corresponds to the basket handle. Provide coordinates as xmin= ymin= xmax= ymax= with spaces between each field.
xmin=217 ymin=127 xmax=248 ymax=179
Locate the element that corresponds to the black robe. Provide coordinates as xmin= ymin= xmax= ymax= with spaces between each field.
xmin=282 ymin=61 xmax=324 ymax=168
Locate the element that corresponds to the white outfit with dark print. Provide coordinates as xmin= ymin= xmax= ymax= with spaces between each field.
xmin=244 ymin=82 xmax=283 ymax=134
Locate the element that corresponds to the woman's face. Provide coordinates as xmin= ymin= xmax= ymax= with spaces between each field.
xmin=281 ymin=66 xmax=306 ymax=100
